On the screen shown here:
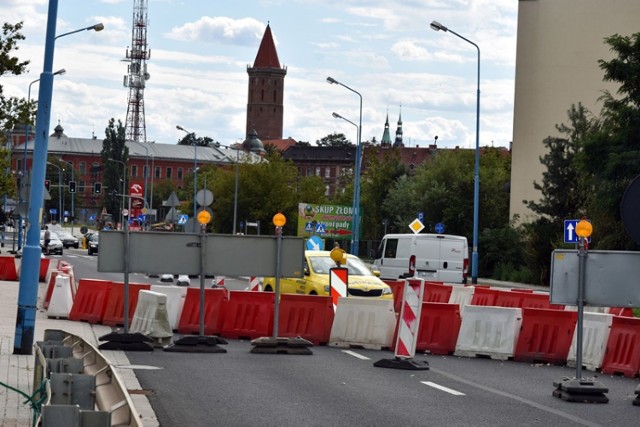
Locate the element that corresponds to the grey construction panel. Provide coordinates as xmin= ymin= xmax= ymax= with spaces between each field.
xmin=550 ymin=249 xmax=640 ymax=307
xmin=98 ymin=231 xmax=304 ymax=277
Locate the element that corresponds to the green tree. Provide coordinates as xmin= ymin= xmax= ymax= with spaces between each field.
xmin=101 ymin=119 xmax=129 ymax=223
xmin=177 ymin=133 xmax=215 ymax=147
xmin=316 ymin=132 xmax=351 ymax=147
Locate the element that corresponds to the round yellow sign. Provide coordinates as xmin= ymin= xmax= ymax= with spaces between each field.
xmin=197 ymin=209 xmax=211 ymax=224
xmin=576 ymin=218 xmax=593 ymax=238
xmin=273 ymin=212 xmax=286 ymax=227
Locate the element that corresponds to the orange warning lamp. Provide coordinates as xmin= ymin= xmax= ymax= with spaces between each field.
xmin=330 ymin=247 xmax=347 ymax=266
xmin=273 ymin=212 xmax=286 ymax=227
xmin=576 ymin=218 xmax=593 ymax=238
xmin=197 ymin=209 xmax=211 ymax=224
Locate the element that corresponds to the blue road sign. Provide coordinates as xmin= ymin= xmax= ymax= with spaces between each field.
xmin=178 ymin=214 xmax=188 ymax=225
xmin=564 ymin=219 xmax=592 ymax=244
xmin=417 ymin=212 xmax=425 ymax=222
xmin=89 ymin=214 xmax=96 ymax=221
xmin=49 ymin=208 xmax=57 ymax=214
xmin=435 ymin=222 xmax=445 ymax=234
xmin=305 ymin=222 xmax=314 ymax=232
xmin=316 ymin=223 xmax=327 ymax=234
xmin=306 ymin=235 xmax=324 ymax=250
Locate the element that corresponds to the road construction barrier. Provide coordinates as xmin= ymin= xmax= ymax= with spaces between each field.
xmin=330 ymin=267 xmax=348 ymax=311
xmin=0 ymin=255 xmax=18 ymax=281
xmin=130 ymin=290 xmax=173 ymax=347
xmin=178 ymin=287 xmax=228 ymax=335
xmin=416 ymin=302 xmax=462 ymax=355
xmin=39 ymin=257 xmax=52 ymax=282
xmin=150 ymin=285 xmax=187 ymax=331
xmin=567 ymin=312 xmax=612 ymax=371
xmin=221 ymin=291 xmax=275 ymax=340
xmin=249 ymin=276 xmax=262 ymax=291
xmin=43 ymin=270 xmax=61 ymax=309
xmin=34 ymin=329 xmax=143 ymax=426
xmin=454 ymin=305 xmax=523 ymax=360
xmin=394 ymin=279 xmax=425 ymax=358
xmin=101 ymin=282 xmax=151 ymax=326
xmin=600 ymin=315 xmax=640 ymax=378
xmin=47 ymin=275 xmax=74 ymax=319
xmin=470 ymin=287 xmax=500 ymax=306
xmin=278 ymin=294 xmax=334 ymax=345
xmin=609 ymin=307 xmax=635 ymax=317
xmin=448 ymin=285 xmax=474 ymax=314
xmin=58 ymin=265 xmax=76 ymax=298
xmin=514 ymin=308 xmax=577 ymax=364
xmin=68 ymin=279 xmax=113 ymax=324
xmin=382 ymin=279 xmax=406 ymax=314
xmin=329 ymin=297 xmax=396 ymax=350
xmin=424 ymin=282 xmax=452 ymax=303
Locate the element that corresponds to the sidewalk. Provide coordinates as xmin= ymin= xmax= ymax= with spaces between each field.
xmin=0 ymin=279 xmax=158 ymax=426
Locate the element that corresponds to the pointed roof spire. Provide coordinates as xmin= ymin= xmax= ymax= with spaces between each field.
xmin=381 ymin=112 xmax=392 ymax=146
xmin=393 ymin=105 xmax=404 ymax=147
xmin=253 ymin=23 xmax=281 ymax=68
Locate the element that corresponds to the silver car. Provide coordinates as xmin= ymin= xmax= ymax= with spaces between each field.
xmin=40 ymin=230 xmax=64 ymax=255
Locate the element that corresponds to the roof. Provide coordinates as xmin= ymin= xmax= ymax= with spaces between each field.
xmin=253 ymin=24 xmax=281 ymax=69
xmin=263 ymin=138 xmax=297 ymax=151
xmin=282 ymin=145 xmax=355 ymax=161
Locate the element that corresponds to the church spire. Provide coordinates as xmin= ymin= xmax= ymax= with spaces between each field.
xmin=252 ymin=23 xmax=281 ymax=69
xmin=393 ymin=106 xmax=404 ymax=147
xmin=381 ymin=112 xmax=392 ymax=146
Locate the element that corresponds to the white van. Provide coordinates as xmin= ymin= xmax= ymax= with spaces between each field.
xmin=372 ymin=233 xmax=469 ymax=283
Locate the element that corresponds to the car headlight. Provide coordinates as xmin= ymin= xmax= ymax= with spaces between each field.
xmin=324 ymin=285 xmax=330 ymax=293
xmin=382 ymin=286 xmax=392 ymax=295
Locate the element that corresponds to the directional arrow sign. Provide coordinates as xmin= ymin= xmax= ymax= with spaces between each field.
xmin=564 ymin=219 xmax=591 ymax=244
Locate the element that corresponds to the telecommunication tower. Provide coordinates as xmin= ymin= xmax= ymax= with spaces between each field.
xmin=123 ymin=0 xmax=150 ymax=143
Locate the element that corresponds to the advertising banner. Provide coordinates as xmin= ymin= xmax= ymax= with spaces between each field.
xmin=297 ymin=203 xmax=360 ymax=240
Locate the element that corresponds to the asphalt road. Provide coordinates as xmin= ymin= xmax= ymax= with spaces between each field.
xmin=59 ymin=249 xmax=640 ymax=427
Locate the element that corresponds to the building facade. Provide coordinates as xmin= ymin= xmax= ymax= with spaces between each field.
xmin=510 ymin=0 xmax=640 ymax=221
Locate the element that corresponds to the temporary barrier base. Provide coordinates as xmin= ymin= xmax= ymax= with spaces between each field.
xmin=250 ymin=336 xmax=313 ymax=355
xmin=164 ymin=335 xmax=228 ymax=353
xmin=374 ymin=357 xmax=430 ymax=370
xmin=552 ymin=378 xmax=609 ymax=403
xmin=634 ymin=384 xmax=640 ymax=406
xmin=97 ymin=332 xmax=154 ymax=352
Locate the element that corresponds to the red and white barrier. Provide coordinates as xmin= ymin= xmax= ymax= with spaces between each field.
xmin=249 ymin=276 xmax=262 ymax=292
xmin=395 ymin=279 xmax=425 ymax=359
xmin=329 ymin=298 xmax=396 ymax=350
xmin=329 ymin=267 xmax=348 ymax=312
xmin=566 ymin=312 xmax=612 ymax=371
xmin=455 ymin=305 xmax=523 ymax=360
xmin=47 ymin=275 xmax=74 ymax=318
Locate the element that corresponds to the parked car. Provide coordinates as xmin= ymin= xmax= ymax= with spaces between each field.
xmin=262 ymin=250 xmax=393 ymax=299
xmin=39 ymin=230 xmax=63 ymax=255
xmin=87 ymin=233 xmax=99 ymax=256
xmin=160 ymin=274 xmax=174 ymax=283
xmin=57 ymin=230 xmax=79 ymax=249
xmin=176 ymin=275 xmax=190 ymax=286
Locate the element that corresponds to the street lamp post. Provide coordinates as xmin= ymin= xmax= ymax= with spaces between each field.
xmin=108 ymin=158 xmax=127 ymax=227
xmin=430 ymin=20 xmax=481 ymax=284
xmin=212 ymin=143 xmax=241 ymax=234
xmin=327 ymin=77 xmax=363 ymax=255
xmin=46 ymin=162 xmax=61 ymax=224
xmin=18 ymin=69 xmax=66 ymax=250
xmin=14 ymin=0 xmax=104 ymax=354
xmin=176 ymin=125 xmax=197 ymax=217
xmin=131 ymin=140 xmax=149 ymax=227
xmin=331 ymin=112 xmax=359 ymax=235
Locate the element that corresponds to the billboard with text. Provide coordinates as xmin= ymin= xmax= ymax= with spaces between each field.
xmin=297 ymin=203 xmax=360 ymax=240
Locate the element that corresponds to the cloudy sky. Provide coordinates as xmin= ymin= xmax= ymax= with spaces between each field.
xmin=3 ymin=0 xmax=518 ymax=149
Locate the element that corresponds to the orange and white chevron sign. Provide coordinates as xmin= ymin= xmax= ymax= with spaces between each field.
xmin=250 ymin=276 xmax=262 ymax=291
xmin=395 ymin=278 xmax=425 ymax=359
xmin=329 ymin=267 xmax=348 ymax=311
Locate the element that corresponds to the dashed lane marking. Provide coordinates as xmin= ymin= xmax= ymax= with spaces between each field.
xmin=421 ymin=381 xmax=465 ymax=396
xmin=342 ymin=350 xmax=370 ymax=360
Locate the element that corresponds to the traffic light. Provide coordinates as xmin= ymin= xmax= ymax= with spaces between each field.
xmin=94 ymin=182 xmax=102 ymax=194
xmin=69 ymin=180 xmax=76 ymax=193
xmin=44 ymin=180 xmax=51 ymax=192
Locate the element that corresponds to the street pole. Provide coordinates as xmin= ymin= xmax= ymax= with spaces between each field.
xmin=132 ymin=140 xmax=149 ymax=226
xmin=46 ymin=162 xmax=61 ymax=224
xmin=430 ymin=21 xmax=481 ymax=283
xmin=233 ymin=149 xmax=239 ymax=234
xmin=176 ymin=125 xmax=197 ymax=217
xmin=63 ymin=160 xmax=75 ymax=234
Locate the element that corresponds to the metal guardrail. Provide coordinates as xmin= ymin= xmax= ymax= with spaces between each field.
xmin=34 ymin=329 xmax=143 ymax=427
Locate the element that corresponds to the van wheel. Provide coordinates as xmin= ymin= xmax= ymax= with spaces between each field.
xmin=264 ymin=285 xmax=273 ymax=292
xmin=309 ymin=291 xmax=317 ymax=295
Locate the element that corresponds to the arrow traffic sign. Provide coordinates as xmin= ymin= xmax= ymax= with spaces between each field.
xmin=564 ymin=219 xmax=591 ymax=244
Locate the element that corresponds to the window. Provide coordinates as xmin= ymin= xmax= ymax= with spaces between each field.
xmin=384 ymin=239 xmax=399 ymax=258
xmin=261 ymin=89 xmax=264 ymax=101
xmin=325 ymin=184 xmax=330 ymax=196
xmin=166 ymin=167 xmax=172 ymax=179
xmin=79 ymin=181 xmax=86 ymax=193
xmin=143 ymin=165 xmax=148 ymax=178
xmin=79 ymin=162 xmax=86 ymax=174
xmin=131 ymin=165 xmax=138 ymax=178
xmin=325 ymin=167 xmax=331 ymax=178
xmin=315 ymin=167 xmax=321 ymax=176
xmin=178 ymin=168 xmax=183 ymax=180
xmin=17 ymin=159 xmax=22 ymax=172
xmin=306 ymin=167 xmax=312 ymax=176
xmin=155 ymin=166 xmax=161 ymax=179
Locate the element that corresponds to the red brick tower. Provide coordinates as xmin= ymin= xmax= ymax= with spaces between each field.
xmin=246 ymin=24 xmax=287 ymax=140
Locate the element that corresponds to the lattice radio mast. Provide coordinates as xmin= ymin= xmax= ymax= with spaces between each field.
xmin=123 ymin=0 xmax=150 ymax=143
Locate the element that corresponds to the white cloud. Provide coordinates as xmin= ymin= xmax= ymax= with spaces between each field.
xmin=165 ymin=16 xmax=265 ymax=46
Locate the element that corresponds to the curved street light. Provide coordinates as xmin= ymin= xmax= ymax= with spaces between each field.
xmin=327 ymin=77 xmax=363 ymax=255
xmin=14 ymin=0 xmax=105 ymax=355
xmin=176 ymin=125 xmax=197 ymax=218
xmin=430 ymin=20 xmax=481 ymax=284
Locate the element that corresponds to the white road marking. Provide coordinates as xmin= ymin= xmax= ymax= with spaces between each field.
xmin=421 ymin=381 xmax=466 ymax=396
xmin=342 ymin=350 xmax=370 ymax=360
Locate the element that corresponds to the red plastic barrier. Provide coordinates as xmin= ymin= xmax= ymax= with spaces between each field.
xmin=601 ymin=316 xmax=640 ymax=378
xmin=68 ymin=279 xmax=113 ymax=323
xmin=278 ymin=294 xmax=334 ymax=345
xmin=423 ymin=283 xmax=452 ymax=303
xmin=494 ymin=290 xmax=523 ymax=308
xmin=609 ymin=307 xmax=635 ymax=317
xmin=382 ymin=280 xmax=405 ymax=314
xmin=220 ymin=291 xmax=275 ymax=340
xmin=521 ymin=293 xmax=564 ymax=310
xmin=470 ymin=287 xmax=500 ymax=306
xmin=510 ymin=288 xmax=533 ymax=293
xmin=101 ymin=282 xmax=151 ymax=326
xmin=43 ymin=270 xmax=60 ymax=309
xmin=177 ymin=288 xmax=228 ymax=335
xmin=416 ymin=302 xmax=462 ymax=355
xmin=514 ymin=308 xmax=577 ymax=364
xmin=0 ymin=256 xmax=18 ymax=281
xmin=39 ymin=258 xmax=51 ymax=282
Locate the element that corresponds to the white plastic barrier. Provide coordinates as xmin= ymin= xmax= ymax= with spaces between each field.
xmin=329 ymin=297 xmax=396 ymax=350
xmin=130 ymin=290 xmax=173 ymax=346
xmin=448 ymin=285 xmax=475 ymax=315
xmin=454 ymin=305 xmax=523 ymax=360
xmin=565 ymin=305 xmax=608 ymax=313
xmin=566 ymin=312 xmax=613 ymax=371
xmin=47 ymin=275 xmax=74 ymax=318
xmin=150 ymin=285 xmax=187 ymax=331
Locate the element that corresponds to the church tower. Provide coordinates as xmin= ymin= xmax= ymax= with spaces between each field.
xmin=393 ymin=108 xmax=404 ymax=147
xmin=381 ymin=113 xmax=392 ymax=147
xmin=246 ymin=24 xmax=287 ymax=140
